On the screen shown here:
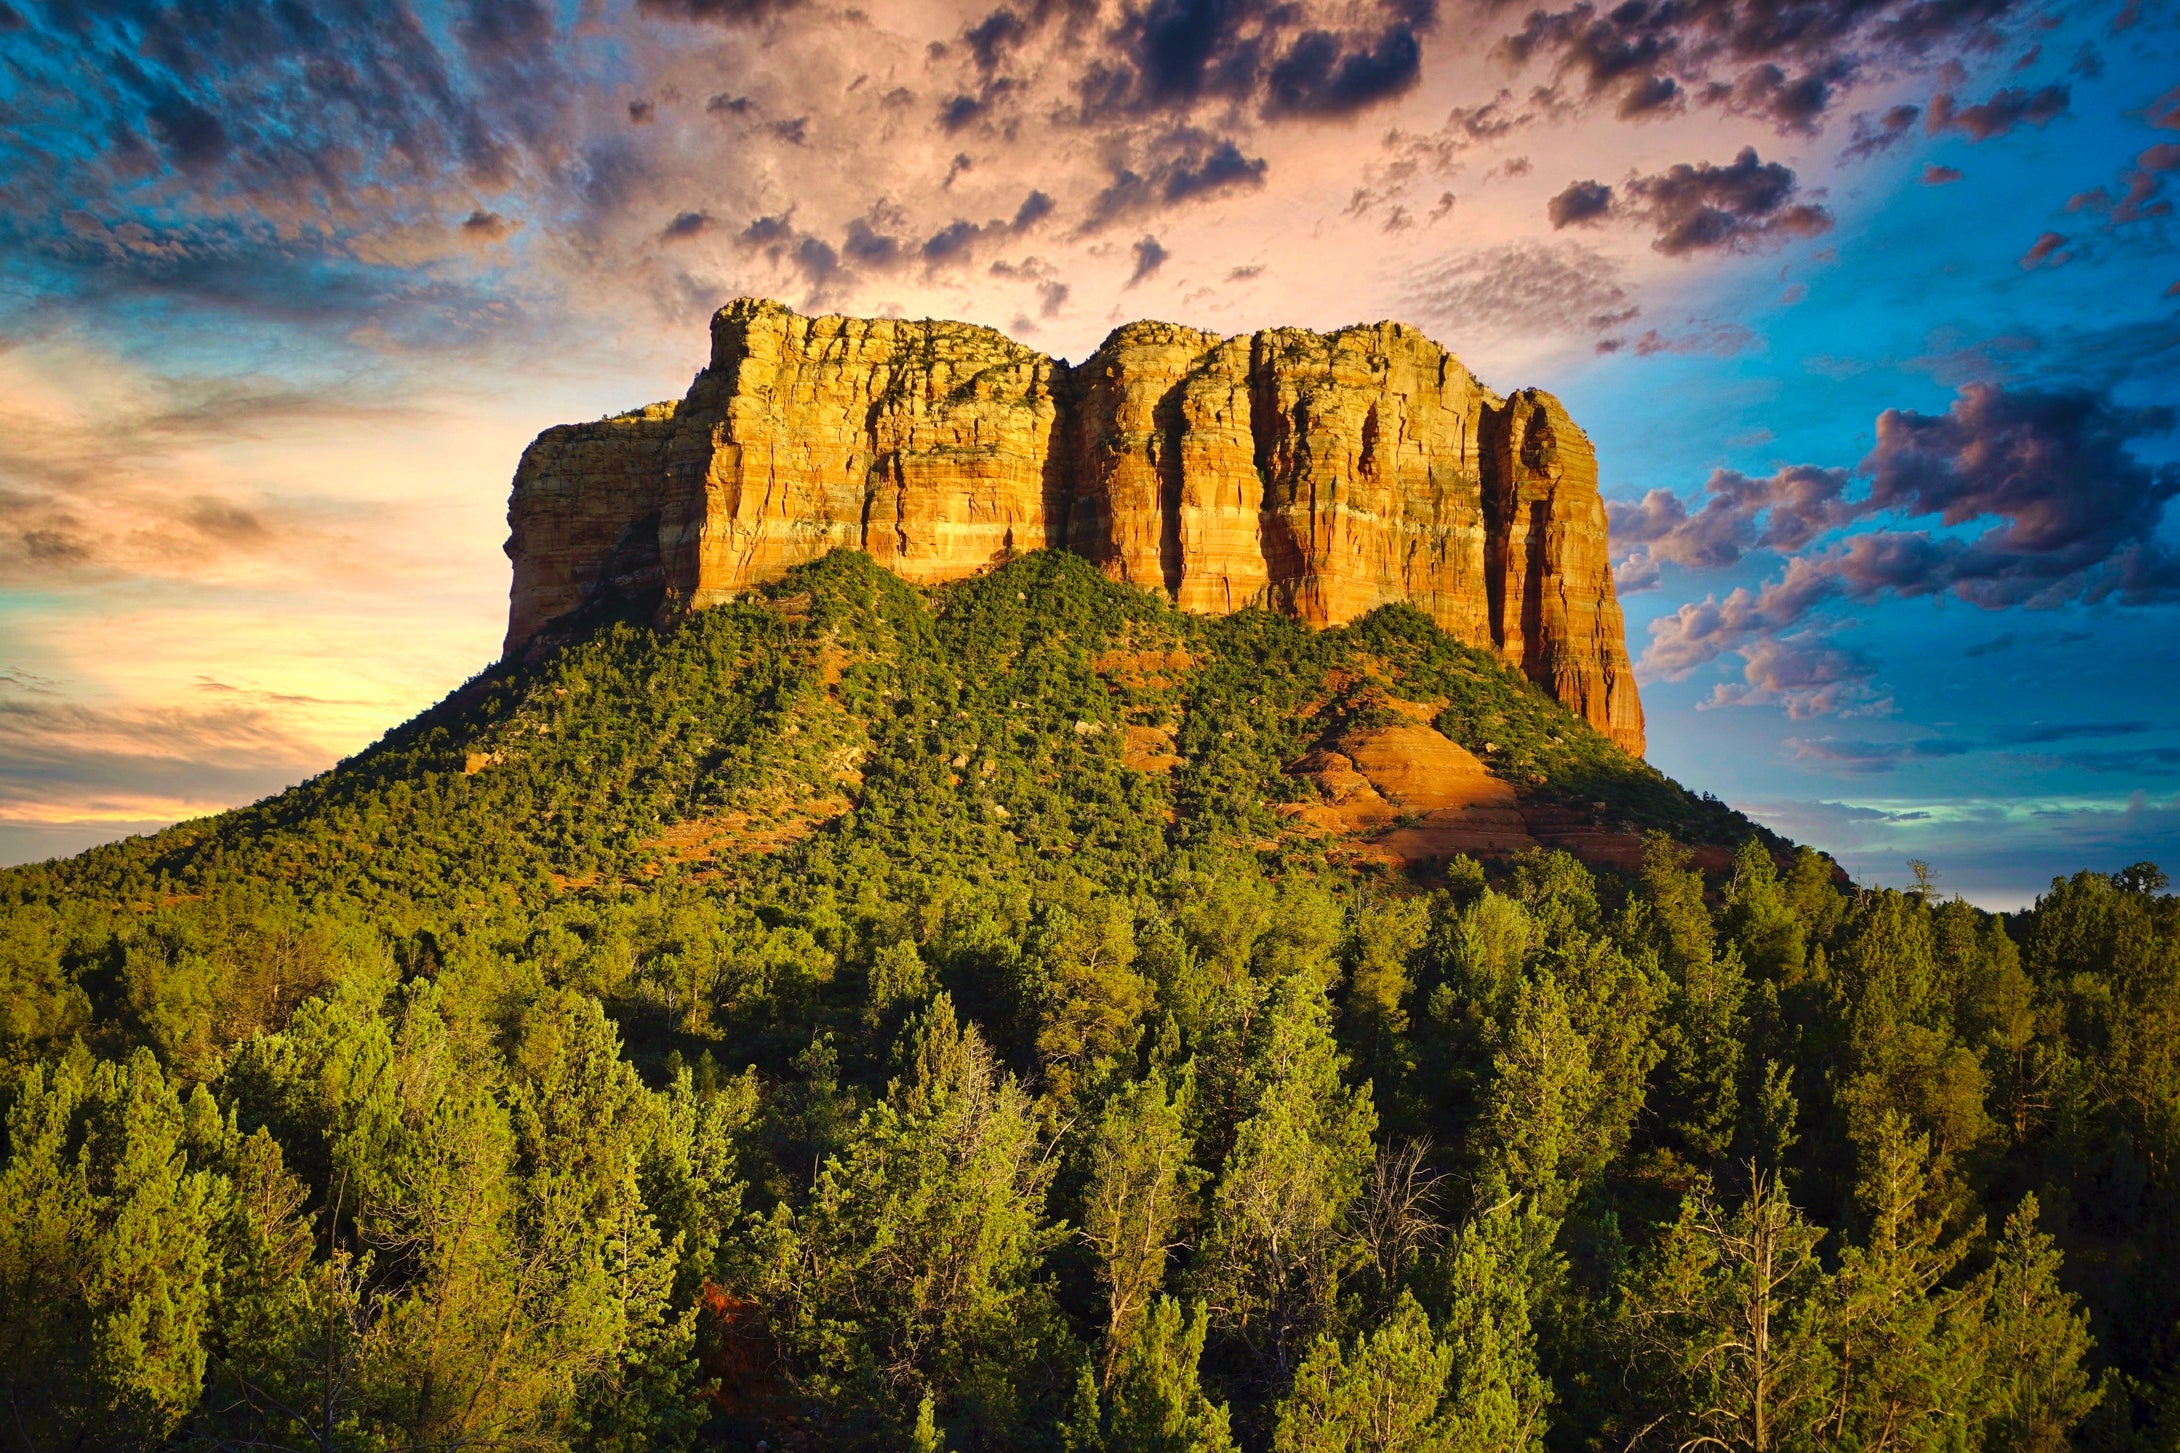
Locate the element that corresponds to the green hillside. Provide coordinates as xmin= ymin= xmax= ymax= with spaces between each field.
xmin=1 ymin=550 xmax=2176 ymax=1453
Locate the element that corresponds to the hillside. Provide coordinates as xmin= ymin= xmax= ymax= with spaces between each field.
xmin=0 ymin=550 xmax=2175 ymax=1453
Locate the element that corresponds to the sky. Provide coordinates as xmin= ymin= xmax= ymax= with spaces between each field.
xmin=0 ymin=0 xmax=2175 ymax=908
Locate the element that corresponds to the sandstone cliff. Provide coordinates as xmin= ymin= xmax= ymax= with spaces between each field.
xmin=504 ymin=298 xmax=1646 ymax=755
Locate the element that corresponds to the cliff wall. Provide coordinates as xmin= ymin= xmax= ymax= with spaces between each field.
xmin=504 ymin=298 xmax=1646 ymax=755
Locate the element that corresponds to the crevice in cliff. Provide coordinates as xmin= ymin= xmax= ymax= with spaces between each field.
xmin=1153 ymin=379 xmax=1187 ymax=601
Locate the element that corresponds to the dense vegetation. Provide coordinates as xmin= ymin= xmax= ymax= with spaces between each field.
xmin=1 ymin=550 xmax=2174 ymax=1453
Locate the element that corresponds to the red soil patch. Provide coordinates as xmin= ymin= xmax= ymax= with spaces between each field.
xmin=1123 ymin=723 xmax=1184 ymax=774
xmin=644 ymin=792 xmax=851 ymax=866
xmin=1284 ymin=721 xmax=1538 ymax=866
xmin=1095 ymin=647 xmax=1198 ymax=691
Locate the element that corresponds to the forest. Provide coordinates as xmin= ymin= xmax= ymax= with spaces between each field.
xmin=1 ymin=549 xmax=2175 ymax=1453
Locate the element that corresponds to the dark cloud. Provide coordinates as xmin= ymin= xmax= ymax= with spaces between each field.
xmin=921 ymin=219 xmax=984 ymax=263
xmin=1263 ymin=24 xmax=1425 ymax=117
xmin=1493 ymin=0 xmax=2014 ymax=132
xmin=1547 ymin=179 xmax=1613 ymax=226
xmin=742 ymin=214 xmax=795 ymax=245
xmin=1070 ymin=0 xmax=1429 ymax=123
xmin=2054 ymin=748 xmax=2180 ymax=775
xmin=965 ymin=8 xmax=1028 ymax=72
xmin=1963 ymin=632 xmax=2016 ymax=656
xmin=628 ymin=99 xmax=657 ymax=125
xmin=1084 ymin=134 xmax=1268 ymax=229
xmin=843 ymin=215 xmax=904 ymax=267
xmin=1013 ymin=191 xmax=1055 ymax=228
xmin=0 ymin=0 xmax=597 ymax=336
xmin=661 ymin=211 xmax=713 ymax=241
xmin=1927 ymin=82 xmax=2068 ymax=140
xmin=636 ymin=0 xmax=802 ymax=23
xmin=146 ymin=97 xmax=230 ymax=173
xmin=1640 ymin=380 xmax=2180 ymax=708
xmin=1856 ymin=382 xmax=2180 ymax=606
xmin=1922 ymin=163 xmax=1963 ymax=184
xmin=1624 ymin=148 xmax=1833 ymax=255
xmin=1709 ymin=62 xmax=1837 ymax=132
xmin=1128 ymin=235 xmax=1170 ymax=285
xmin=1843 ymin=103 xmax=1921 ymax=160
xmin=940 ymin=94 xmax=986 ymax=132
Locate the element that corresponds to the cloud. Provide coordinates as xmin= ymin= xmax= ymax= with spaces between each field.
xmin=2066 ymin=140 xmax=2180 ymax=226
xmin=635 ymin=0 xmax=802 ymax=23
xmin=1084 ymin=134 xmax=1270 ymax=230
xmin=1550 ymin=148 xmax=1831 ymax=254
xmin=1706 ymin=632 xmax=1885 ymax=718
xmin=2053 ymin=748 xmax=2180 ymax=775
xmin=1922 ymin=163 xmax=1963 ymax=184
xmin=1611 ymin=462 xmax=1856 ymax=589
xmin=1493 ymin=0 xmax=2016 ymax=133
xmin=1547 ymin=179 xmax=1613 ymax=226
xmin=661 ymin=211 xmax=713 ymax=241
xmin=1128 ymin=235 xmax=1170 ymax=285
xmin=1634 ymin=380 xmax=2180 ymax=715
xmin=1624 ymin=148 xmax=1834 ymax=255
xmin=1263 ymin=25 xmax=1426 ymax=117
xmin=1996 ymin=721 xmax=2151 ymax=743
xmin=1073 ymin=0 xmax=1432 ymax=122
xmin=0 ymin=344 xmax=423 ymax=588
xmin=0 ymin=692 xmax=328 ymax=828
xmin=1630 ymin=320 xmax=1758 ymax=357
xmin=1854 ymin=381 xmax=2180 ymax=606
xmin=1787 ymin=735 xmax=1975 ymax=771
xmin=1843 ymin=103 xmax=1921 ymax=160
xmin=1926 ymin=82 xmax=2069 ymax=140
xmin=1403 ymin=241 xmax=1635 ymax=343
xmin=2018 ymin=230 xmax=2069 ymax=267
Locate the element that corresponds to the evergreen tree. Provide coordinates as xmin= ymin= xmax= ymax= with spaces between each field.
xmin=749 ymin=993 xmax=1063 ymax=1441
xmin=1083 ymin=1068 xmax=1202 ymax=1383
xmin=1972 ymin=1194 xmax=2098 ymax=1453
xmin=0 ymin=1050 xmax=230 ymax=1446
xmin=1193 ymin=978 xmax=1377 ymax=1382
xmin=1615 ymin=1171 xmax=1831 ymax=1453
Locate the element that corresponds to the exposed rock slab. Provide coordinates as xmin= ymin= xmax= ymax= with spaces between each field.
xmin=504 ymin=298 xmax=1646 ymax=755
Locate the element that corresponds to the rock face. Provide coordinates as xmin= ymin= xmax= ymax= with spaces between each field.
xmin=504 ymin=298 xmax=1646 ymax=755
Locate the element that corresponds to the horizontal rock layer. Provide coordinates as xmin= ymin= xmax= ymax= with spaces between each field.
xmin=505 ymin=298 xmax=1645 ymax=754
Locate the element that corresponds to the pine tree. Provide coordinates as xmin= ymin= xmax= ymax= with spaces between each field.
xmin=1273 ymin=1292 xmax=1457 ymax=1453
xmin=1084 ymin=1068 xmax=1202 ymax=1384
xmin=1972 ymin=1194 xmax=2098 ymax=1453
xmin=1615 ymin=1171 xmax=1831 ymax=1453
xmin=1193 ymin=977 xmax=1377 ymax=1381
xmin=1100 ymin=1297 xmax=1239 ymax=1453
xmin=0 ymin=1050 xmax=230 ymax=1445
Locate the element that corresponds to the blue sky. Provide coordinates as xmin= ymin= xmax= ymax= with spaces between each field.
xmin=0 ymin=0 xmax=2174 ymax=907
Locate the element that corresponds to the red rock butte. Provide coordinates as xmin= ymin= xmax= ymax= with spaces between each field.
xmin=503 ymin=298 xmax=1647 ymax=756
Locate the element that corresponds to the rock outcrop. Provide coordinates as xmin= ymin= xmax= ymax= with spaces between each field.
xmin=504 ymin=298 xmax=1647 ymax=755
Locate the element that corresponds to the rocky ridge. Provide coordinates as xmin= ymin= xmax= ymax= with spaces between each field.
xmin=505 ymin=298 xmax=1646 ymax=754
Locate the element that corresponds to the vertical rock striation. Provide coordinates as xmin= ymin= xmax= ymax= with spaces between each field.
xmin=504 ymin=298 xmax=1647 ymax=755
